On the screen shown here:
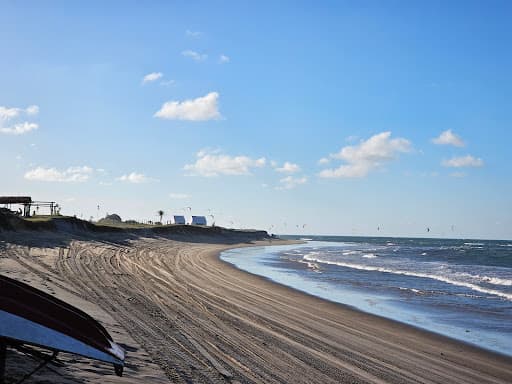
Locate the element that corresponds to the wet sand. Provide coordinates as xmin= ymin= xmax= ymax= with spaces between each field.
xmin=1 ymin=231 xmax=511 ymax=383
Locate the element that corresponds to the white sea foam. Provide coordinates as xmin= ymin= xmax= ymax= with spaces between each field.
xmin=480 ymin=276 xmax=512 ymax=286
xmin=342 ymin=250 xmax=361 ymax=256
xmin=298 ymin=259 xmax=322 ymax=272
xmin=455 ymin=293 xmax=486 ymax=299
xmin=362 ymin=253 xmax=377 ymax=258
xmin=455 ymin=272 xmax=512 ymax=287
xmin=399 ymin=287 xmax=422 ymax=294
xmin=302 ymin=254 xmax=512 ymax=301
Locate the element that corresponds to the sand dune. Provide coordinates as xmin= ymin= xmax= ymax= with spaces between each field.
xmin=1 ymin=230 xmax=511 ymax=383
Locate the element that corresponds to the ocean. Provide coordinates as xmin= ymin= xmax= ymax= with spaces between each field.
xmin=220 ymin=236 xmax=512 ymax=356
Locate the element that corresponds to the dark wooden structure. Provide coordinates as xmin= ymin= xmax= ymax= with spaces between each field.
xmin=0 ymin=196 xmax=32 ymax=205
xmin=0 ymin=196 xmax=57 ymax=217
xmin=0 ymin=197 xmax=32 ymax=217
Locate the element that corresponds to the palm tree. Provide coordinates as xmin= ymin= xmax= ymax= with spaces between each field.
xmin=157 ymin=210 xmax=165 ymax=224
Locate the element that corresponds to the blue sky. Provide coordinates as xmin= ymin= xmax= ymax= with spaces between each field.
xmin=1 ymin=1 xmax=511 ymax=239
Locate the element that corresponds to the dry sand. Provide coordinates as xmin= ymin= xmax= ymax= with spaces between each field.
xmin=1 ymin=230 xmax=511 ymax=383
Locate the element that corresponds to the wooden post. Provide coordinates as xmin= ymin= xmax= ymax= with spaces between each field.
xmin=0 ymin=340 xmax=6 ymax=384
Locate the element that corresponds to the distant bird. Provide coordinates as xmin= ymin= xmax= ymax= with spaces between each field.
xmin=427 ymin=227 xmax=430 ymax=232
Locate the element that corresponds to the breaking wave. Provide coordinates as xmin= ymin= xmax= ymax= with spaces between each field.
xmin=302 ymin=254 xmax=512 ymax=301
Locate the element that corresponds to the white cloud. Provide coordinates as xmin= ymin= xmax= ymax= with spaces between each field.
xmin=0 ymin=105 xmax=39 ymax=135
xmin=0 ymin=122 xmax=38 ymax=135
xmin=274 ymin=161 xmax=300 ymax=173
xmin=154 ymin=92 xmax=221 ymax=121
xmin=25 ymin=166 xmax=93 ymax=182
xmin=26 ymin=105 xmax=39 ymax=115
xmin=318 ymin=157 xmax=330 ymax=165
xmin=432 ymin=129 xmax=465 ymax=147
xmin=277 ymin=176 xmax=307 ymax=190
xmin=186 ymin=30 xmax=201 ymax=38
xmin=159 ymin=79 xmax=175 ymax=87
xmin=142 ymin=72 xmax=163 ymax=84
xmin=0 ymin=106 xmax=21 ymax=120
xmin=219 ymin=54 xmax=230 ymax=64
xmin=169 ymin=193 xmax=191 ymax=199
xmin=442 ymin=155 xmax=483 ymax=168
xmin=182 ymin=50 xmax=207 ymax=62
xmin=319 ymin=131 xmax=411 ymax=178
xmin=184 ymin=150 xmax=266 ymax=177
xmin=197 ymin=147 xmax=221 ymax=157
xmin=319 ymin=163 xmax=370 ymax=178
xmin=117 ymin=172 xmax=155 ymax=183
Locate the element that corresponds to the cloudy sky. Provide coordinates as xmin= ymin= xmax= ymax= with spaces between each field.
xmin=1 ymin=1 xmax=511 ymax=239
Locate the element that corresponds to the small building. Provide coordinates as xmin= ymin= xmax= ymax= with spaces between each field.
xmin=0 ymin=196 xmax=58 ymax=217
xmin=173 ymin=215 xmax=186 ymax=225
xmin=0 ymin=196 xmax=32 ymax=217
xmin=190 ymin=215 xmax=207 ymax=226
xmin=0 ymin=196 xmax=32 ymax=205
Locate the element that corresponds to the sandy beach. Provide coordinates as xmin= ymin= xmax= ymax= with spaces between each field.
xmin=1 ymin=228 xmax=511 ymax=384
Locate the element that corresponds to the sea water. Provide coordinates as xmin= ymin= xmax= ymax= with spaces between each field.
xmin=220 ymin=236 xmax=512 ymax=356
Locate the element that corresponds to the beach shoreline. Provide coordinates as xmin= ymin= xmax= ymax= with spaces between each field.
xmin=1 ymin=230 xmax=511 ymax=383
xmin=218 ymin=241 xmax=512 ymax=358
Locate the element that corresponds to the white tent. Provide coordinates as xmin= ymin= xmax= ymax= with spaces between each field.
xmin=173 ymin=215 xmax=186 ymax=225
xmin=190 ymin=216 xmax=207 ymax=226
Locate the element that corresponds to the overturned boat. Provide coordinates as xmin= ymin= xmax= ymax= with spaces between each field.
xmin=0 ymin=274 xmax=125 ymax=381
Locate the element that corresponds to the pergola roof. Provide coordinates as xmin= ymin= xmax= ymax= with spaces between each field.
xmin=0 ymin=196 xmax=32 ymax=204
